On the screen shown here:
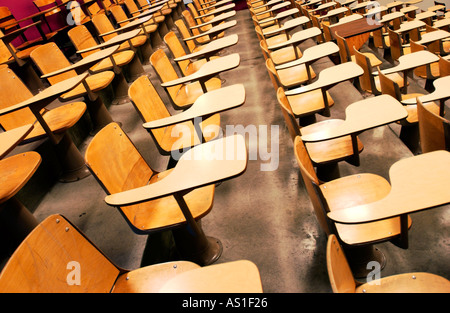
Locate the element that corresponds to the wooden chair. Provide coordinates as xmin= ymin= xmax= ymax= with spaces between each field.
xmin=417 ymin=98 xmax=450 ymax=153
xmin=0 ymin=66 xmax=90 ymax=182
xmin=128 ymin=74 xmax=221 ymax=158
xmin=109 ymin=3 xmax=159 ymax=40
xmin=67 ymin=24 xmax=144 ymax=80
xmin=327 ymin=234 xmax=450 ymax=293
xmin=387 ymin=28 xmax=411 ymax=61
xmin=377 ymin=67 xmax=440 ymax=153
xmin=30 ymin=42 xmax=116 ymax=132
xmin=294 ymin=135 xmax=412 ymax=277
xmin=84 ymin=122 xmax=218 ymax=259
xmin=352 ymin=46 xmax=405 ymax=95
xmin=163 ymin=31 xmax=216 ymax=76
xmin=409 ymin=40 xmax=440 ymax=88
xmin=91 ymin=13 xmax=153 ymax=61
xmin=182 ymin=9 xmax=225 ymax=45
xmin=175 ymin=18 xmax=205 ymax=53
xmin=86 ymin=0 xmax=106 ymax=16
xmin=33 ymin=0 xmax=69 ymax=34
xmin=335 ymin=31 xmax=382 ymax=67
xmin=150 ymin=48 xmax=222 ymax=109
xmin=0 ymin=214 xmax=263 ymax=292
xmin=278 ymin=91 xmax=362 ymax=180
xmin=66 ymin=0 xmax=92 ymax=26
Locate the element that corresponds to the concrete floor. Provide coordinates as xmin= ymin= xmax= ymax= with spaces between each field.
xmin=1 ymin=1 xmax=449 ymax=293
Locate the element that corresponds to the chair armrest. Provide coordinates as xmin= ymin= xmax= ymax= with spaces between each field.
xmin=190 ymin=11 xmax=236 ymax=29
xmin=41 ymin=45 xmax=119 ymax=78
xmin=161 ymin=53 xmax=240 ymax=87
xmin=174 ymin=34 xmax=238 ymax=62
xmin=104 ymin=134 xmax=248 ymax=206
xmin=275 ymin=42 xmax=339 ymax=70
xmin=194 ymin=3 xmax=236 ymax=19
xmin=267 ymin=27 xmax=321 ymax=50
xmin=143 ymin=84 xmax=245 ymax=129
xmin=76 ymin=29 xmax=141 ymax=54
xmin=327 ymin=150 xmax=450 ymax=224
xmin=183 ymin=20 xmax=237 ymax=41
xmin=255 ymin=1 xmax=290 ymax=16
xmin=100 ymin=15 xmax=153 ymax=37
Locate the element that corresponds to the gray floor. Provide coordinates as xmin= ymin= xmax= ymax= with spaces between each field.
xmin=1 ymin=2 xmax=450 ymax=293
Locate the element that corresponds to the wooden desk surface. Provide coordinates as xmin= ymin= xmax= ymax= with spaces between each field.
xmin=395 ymin=19 xmax=425 ymax=33
xmin=415 ymin=10 xmax=436 ymax=20
xmin=258 ymin=7 xmax=299 ymax=24
xmin=376 ymin=50 xmax=440 ymax=75
xmin=0 ymin=74 xmax=88 ymax=116
xmin=330 ymin=16 xmax=382 ymax=38
xmin=427 ymin=4 xmax=445 ymax=12
xmin=379 ymin=11 xmax=405 ymax=23
xmin=183 ymin=20 xmax=237 ymax=41
xmin=119 ymin=5 xmax=164 ymax=24
xmin=330 ymin=13 xmax=363 ymax=27
xmin=350 ymin=0 xmax=377 ymax=11
xmin=191 ymin=11 xmax=236 ymax=29
xmin=434 ymin=18 xmax=450 ymax=29
xmin=267 ymin=27 xmax=322 ymax=50
xmin=263 ymin=16 xmax=310 ymax=36
xmin=401 ymin=76 xmax=450 ymax=104
xmin=195 ymin=3 xmax=236 ymax=19
xmin=76 ymin=29 xmax=141 ymax=54
xmin=300 ymin=95 xmax=408 ymax=142
xmin=364 ymin=5 xmax=388 ymax=16
xmin=41 ymin=45 xmax=119 ymax=78
xmin=104 ymin=134 xmax=248 ymax=206
xmin=285 ymin=62 xmax=364 ymax=97
xmin=255 ymin=2 xmax=290 ymax=16
xmin=318 ymin=7 xmax=348 ymax=19
xmin=174 ymin=34 xmax=238 ymax=61
xmin=253 ymin=0 xmax=283 ymax=10
xmin=100 ymin=15 xmax=153 ymax=37
xmin=0 ymin=124 xmax=34 ymax=159
xmin=327 ymin=150 xmax=450 ymax=224
xmin=276 ymin=42 xmax=339 ymax=69
xmin=143 ymin=84 xmax=245 ymax=129
xmin=161 ymin=53 xmax=240 ymax=87
xmin=310 ymin=1 xmax=336 ymax=12
xmin=400 ymin=5 xmax=418 ymax=14
xmin=0 ymin=151 xmax=41 ymax=204
xmin=415 ymin=29 xmax=450 ymax=45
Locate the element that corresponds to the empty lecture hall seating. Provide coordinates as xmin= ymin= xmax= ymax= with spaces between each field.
xmin=0 ymin=0 xmax=449 ymax=295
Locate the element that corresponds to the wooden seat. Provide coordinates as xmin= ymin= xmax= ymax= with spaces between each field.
xmin=353 ymin=46 xmax=405 ymax=95
xmin=0 ymin=66 xmax=90 ymax=182
xmin=67 ymin=24 xmax=141 ymax=78
xmin=86 ymin=0 xmax=106 ymax=16
xmin=334 ymin=31 xmax=382 ymax=67
xmin=150 ymin=49 xmax=222 ymax=109
xmin=439 ymin=55 xmax=450 ymax=76
xmin=0 ymin=214 xmax=263 ymax=292
xmin=66 ymin=0 xmax=91 ymax=26
xmin=327 ymin=234 xmax=450 ymax=293
xmin=294 ymin=136 xmax=412 ymax=277
xmin=259 ymin=39 xmax=303 ymax=66
xmin=164 ymin=31 xmax=217 ymax=76
xmin=278 ymin=92 xmax=362 ymax=180
xmin=377 ymin=66 xmax=440 ymax=152
xmin=387 ymin=28 xmax=411 ymax=61
xmin=417 ymin=98 xmax=450 ymax=153
xmin=128 ymin=75 xmax=221 ymax=156
xmin=265 ymin=57 xmax=316 ymax=89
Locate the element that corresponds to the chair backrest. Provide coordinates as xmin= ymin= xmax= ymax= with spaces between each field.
xmin=33 ymin=0 xmax=57 ymax=10
xmin=0 ymin=67 xmax=37 ymax=132
xmin=387 ymin=27 xmax=403 ymax=61
xmin=417 ymin=98 xmax=450 ymax=153
xmin=67 ymin=0 xmax=89 ymax=25
xmin=334 ymin=31 xmax=351 ymax=63
xmin=326 ymin=234 xmax=357 ymax=293
xmin=377 ymin=66 xmax=402 ymax=100
xmin=322 ymin=23 xmax=334 ymax=42
xmin=30 ymin=42 xmax=76 ymax=85
xmin=0 ymin=214 xmax=120 ymax=292
xmin=182 ymin=10 xmax=209 ymax=40
xmin=276 ymin=87 xmax=301 ymax=142
xmin=293 ymin=136 xmax=332 ymax=235
xmin=164 ymin=31 xmax=191 ymax=75
xmin=85 ymin=121 xmax=155 ymax=201
xmin=352 ymin=46 xmax=378 ymax=94
xmin=88 ymin=1 xmax=103 ymax=16
xmin=264 ymin=57 xmax=281 ymax=90
xmin=67 ymin=25 xmax=100 ymax=58
xmin=109 ymin=4 xmax=131 ymax=27
xmin=439 ymin=56 xmax=450 ymax=77
xmin=124 ymin=0 xmax=141 ymax=16
xmin=128 ymin=75 xmax=172 ymax=146
xmin=0 ymin=7 xmax=16 ymax=29
xmin=91 ymin=13 xmax=117 ymax=42
xmin=409 ymin=40 xmax=431 ymax=78
xmin=175 ymin=19 xmax=198 ymax=53
xmin=150 ymin=49 xmax=182 ymax=101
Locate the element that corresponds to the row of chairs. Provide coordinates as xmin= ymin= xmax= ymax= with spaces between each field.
xmin=0 ymin=1 xmax=266 ymax=292
xmin=250 ymin=0 xmax=450 ymax=292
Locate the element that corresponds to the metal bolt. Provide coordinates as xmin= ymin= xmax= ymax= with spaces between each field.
xmin=126 ymin=277 xmax=129 ymax=280
xmin=362 ymin=289 xmax=367 ymax=293
xmin=56 ymin=219 xmax=60 ymax=223
xmin=65 ymin=227 xmax=69 ymax=232
xmin=412 ymin=275 xmax=416 ymax=279
xmin=173 ymin=264 xmax=177 ymax=269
